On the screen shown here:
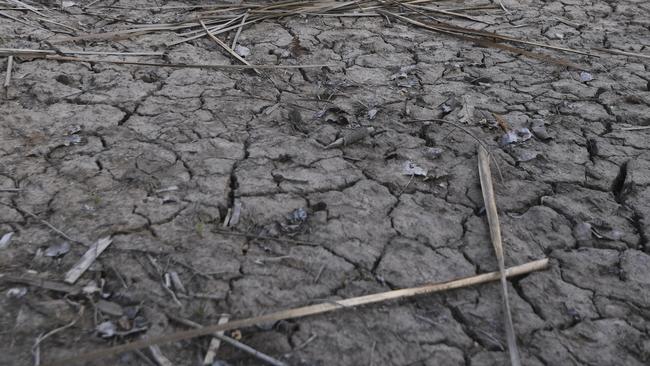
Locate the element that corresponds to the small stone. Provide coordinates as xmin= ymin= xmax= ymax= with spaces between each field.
xmin=530 ymin=120 xmax=552 ymax=140
xmin=367 ymin=108 xmax=378 ymax=120
xmin=425 ymin=147 xmax=444 ymax=159
xmin=579 ymin=71 xmax=593 ymax=82
xmin=516 ymin=127 xmax=532 ymax=142
xmin=96 ymin=299 xmax=124 ymax=317
xmin=7 ymin=287 xmax=27 ymax=298
xmin=441 ymin=96 xmax=459 ymax=113
xmin=573 ymin=222 xmax=592 ymax=241
xmin=499 ymin=130 xmax=518 ymax=146
xmin=601 ymin=229 xmax=623 ymax=241
xmin=289 ymin=207 xmax=308 ymax=223
xmin=63 ymin=134 xmax=82 ymax=146
xmin=44 ymin=241 xmax=71 ymax=257
xmin=234 ymin=45 xmax=250 ymax=58
xmin=0 ymin=232 xmax=14 ymax=250
xmin=515 ymin=150 xmax=540 ymax=162
xmin=402 ymin=161 xmax=428 ymax=176
xmin=96 ymin=321 xmax=116 ymax=338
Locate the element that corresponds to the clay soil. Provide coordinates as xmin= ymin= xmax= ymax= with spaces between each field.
xmin=1 ymin=1 xmax=649 ymax=365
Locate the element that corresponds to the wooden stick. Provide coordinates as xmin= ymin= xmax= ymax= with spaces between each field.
xmin=477 ymin=146 xmax=520 ymax=366
xmin=203 ymin=314 xmax=230 ymax=365
xmin=0 ymin=48 xmax=165 ymax=57
xmin=3 ymin=55 xmax=12 ymax=87
xmin=64 ymin=237 xmax=113 ymax=284
xmin=199 ymin=19 xmax=261 ymax=75
xmin=39 ymin=55 xmax=332 ymax=70
xmin=49 ymin=258 xmax=549 ymax=365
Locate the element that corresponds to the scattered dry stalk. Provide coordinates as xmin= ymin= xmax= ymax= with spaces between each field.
xmin=49 ymin=258 xmax=549 ymax=365
xmin=477 ymin=146 xmax=521 ymax=366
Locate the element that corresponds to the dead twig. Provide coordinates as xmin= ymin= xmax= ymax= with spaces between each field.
xmin=33 ymin=306 xmax=84 ymax=366
xmin=0 ymin=188 xmax=22 ymax=192
xmin=231 ymin=11 xmax=249 ymax=49
xmin=213 ymin=228 xmax=321 ymax=246
xmin=50 ymin=258 xmax=549 ymax=365
xmin=477 ymin=146 xmax=520 ymax=366
xmin=198 ymin=19 xmax=261 ymax=75
xmin=4 ymin=55 xmax=13 ymax=87
xmin=16 ymin=207 xmax=84 ymax=245
xmin=36 ymin=55 xmax=334 ymax=70
xmin=618 ymin=126 xmax=650 ymax=131
xmin=167 ymin=314 xmax=287 ymax=366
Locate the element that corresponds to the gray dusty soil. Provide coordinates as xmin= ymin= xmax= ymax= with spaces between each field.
xmin=1 ymin=0 xmax=649 ymax=365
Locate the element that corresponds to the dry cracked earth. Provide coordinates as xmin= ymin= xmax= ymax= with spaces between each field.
xmin=1 ymin=0 xmax=650 ymax=365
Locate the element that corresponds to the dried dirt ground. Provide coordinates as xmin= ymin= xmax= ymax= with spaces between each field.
xmin=1 ymin=0 xmax=649 ymax=365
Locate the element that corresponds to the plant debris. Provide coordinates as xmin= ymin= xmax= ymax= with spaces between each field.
xmin=96 ymin=321 xmax=117 ymax=338
xmin=324 ymin=127 xmax=375 ymax=149
xmin=44 ymin=241 xmax=71 ymax=257
xmin=579 ymin=71 xmax=594 ymax=82
xmin=0 ymin=231 xmax=14 ymax=249
xmin=499 ymin=128 xmax=533 ymax=147
xmin=402 ymin=161 xmax=428 ymax=176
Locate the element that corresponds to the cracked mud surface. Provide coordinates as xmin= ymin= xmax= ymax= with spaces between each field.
xmin=1 ymin=1 xmax=650 ymax=365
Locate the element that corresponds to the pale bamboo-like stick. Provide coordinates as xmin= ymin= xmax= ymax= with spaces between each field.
xmin=202 ymin=314 xmax=230 ymax=365
xmin=64 ymin=237 xmax=113 ymax=284
xmin=477 ymin=146 xmax=520 ymax=366
xmin=49 ymin=258 xmax=549 ymax=365
xmin=0 ymin=48 xmax=164 ymax=57
xmin=231 ymin=12 xmax=249 ymax=49
xmin=4 ymin=55 xmax=13 ymax=87
xmin=37 ymin=55 xmax=333 ymax=70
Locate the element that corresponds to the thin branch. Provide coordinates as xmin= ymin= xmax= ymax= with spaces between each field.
xmin=15 ymin=206 xmax=84 ymax=245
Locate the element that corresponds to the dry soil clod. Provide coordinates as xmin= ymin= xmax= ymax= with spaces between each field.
xmin=324 ymin=127 xmax=375 ymax=149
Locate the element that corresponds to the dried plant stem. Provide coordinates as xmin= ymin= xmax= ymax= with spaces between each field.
xmin=199 ymin=19 xmax=261 ymax=75
xmin=477 ymin=146 xmax=520 ymax=366
xmin=4 ymin=55 xmax=13 ymax=87
xmin=38 ymin=55 xmax=333 ymax=70
xmin=50 ymin=258 xmax=549 ymax=365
